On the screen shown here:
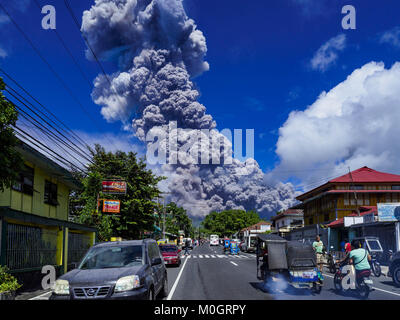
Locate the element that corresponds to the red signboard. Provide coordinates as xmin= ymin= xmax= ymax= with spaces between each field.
xmin=102 ymin=181 xmax=127 ymax=195
xmin=103 ymin=200 xmax=120 ymax=213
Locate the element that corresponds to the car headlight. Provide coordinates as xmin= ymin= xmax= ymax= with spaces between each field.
xmin=114 ymin=275 xmax=140 ymax=292
xmin=53 ymin=279 xmax=70 ymax=295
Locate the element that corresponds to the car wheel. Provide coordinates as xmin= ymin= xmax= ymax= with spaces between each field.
xmin=148 ymin=288 xmax=154 ymax=300
xmin=393 ymin=265 xmax=400 ymax=287
xmin=158 ymin=275 xmax=168 ymax=299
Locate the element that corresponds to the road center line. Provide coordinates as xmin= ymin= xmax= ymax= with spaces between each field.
xmin=167 ymin=252 xmax=190 ymax=300
xmin=323 ymin=273 xmax=400 ymax=297
xmin=230 ymin=261 xmax=238 ymax=266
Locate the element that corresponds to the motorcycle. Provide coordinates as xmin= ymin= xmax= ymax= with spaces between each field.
xmin=325 ymin=247 xmax=337 ymax=274
xmin=333 ymin=262 xmax=373 ymax=299
xmin=370 ymin=253 xmax=382 ymax=277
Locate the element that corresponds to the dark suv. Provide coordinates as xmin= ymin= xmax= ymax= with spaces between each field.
xmin=388 ymin=251 xmax=400 ymax=286
xmin=50 ymin=239 xmax=168 ymax=300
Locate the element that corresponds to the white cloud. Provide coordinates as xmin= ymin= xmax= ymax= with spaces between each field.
xmin=269 ymin=61 xmax=400 ymax=190
xmin=380 ymin=26 xmax=400 ymax=48
xmin=310 ymin=34 xmax=347 ymax=72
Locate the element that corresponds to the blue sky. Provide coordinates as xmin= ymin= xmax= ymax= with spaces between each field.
xmin=1 ymin=0 xmax=400 ymax=184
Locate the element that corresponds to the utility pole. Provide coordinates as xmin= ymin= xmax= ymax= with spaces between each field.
xmin=163 ymin=198 xmax=166 ymax=239
xmin=348 ymin=167 xmax=360 ymax=216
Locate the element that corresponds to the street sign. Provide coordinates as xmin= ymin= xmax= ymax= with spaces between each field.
xmin=378 ymin=203 xmax=400 ymax=222
xmin=102 ymin=181 xmax=127 ymax=195
xmin=103 ymin=200 xmax=120 ymax=213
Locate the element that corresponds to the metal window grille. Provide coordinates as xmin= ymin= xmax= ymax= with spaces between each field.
xmin=68 ymin=232 xmax=91 ymax=264
xmin=6 ymin=224 xmax=58 ymax=270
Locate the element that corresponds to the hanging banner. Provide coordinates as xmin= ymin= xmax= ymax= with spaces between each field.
xmin=103 ymin=200 xmax=120 ymax=213
xmin=102 ymin=181 xmax=127 ymax=195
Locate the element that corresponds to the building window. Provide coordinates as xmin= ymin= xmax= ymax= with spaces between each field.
xmin=392 ymin=185 xmax=400 ymax=190
xmin=308 ymin=217 xmax=313 ymax=225
xmin=350 ymin=185 xmax=364 ymax=190
xmin=364 ymin=193 xmax=370 ymax=205
xmin=386 ymin=193 xmax=391 ymax=203
xmin=12 ymin=165 xmax=34 ymax=195
xmin=324 ymin=213 xmax=330 ymax=222
xmin=44 ymin=180 xmax=58 ymax=206
xmin=344 ymin=194 xmax=349 ymax=205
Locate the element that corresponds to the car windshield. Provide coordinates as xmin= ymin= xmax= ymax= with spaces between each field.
xmin=79 ymin=245 xmax=144 ymax=270
xmin=160 ymin=246 xmax=177 ymax=252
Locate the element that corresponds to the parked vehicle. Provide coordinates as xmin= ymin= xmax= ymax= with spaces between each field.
xmin=159 ymin=244 xmax=181 ymax=267
xmin=50 ymin=239 xmax=168 ymax=300
xmin=242 ymin=234 xmax=258 ymax=253
xmin=210 ymin=234 xmax=219 ymax=246
xmin=223 ymin=239 xmax=231 ymax=254
xmin=230 ymin=241 xmax=240 ymax=255
xmin=333 ymin=262 xmax=373 ymax=299
xmin=354 ymin=237 xmax=383 ymax=277
xmin=388 ymin=250 xmax=400 ymax=286
xmin=325 ymin=248 xmax=337 ymax=274
xmin=256 ymin=234 xmax=323 ymax=293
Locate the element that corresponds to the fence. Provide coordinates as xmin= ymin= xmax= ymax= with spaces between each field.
xmin=6 ymin=223 xmax=58 ymax=270
xmin=68 ymin=232 xmax=92 ymax=264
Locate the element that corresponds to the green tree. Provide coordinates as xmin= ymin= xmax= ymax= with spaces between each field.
xmin=0 ymin=77 xmax=24 ymax=192
xmin=156 ymin=202 xmax=193 ymax=238
xmin=201 ymin=209 xmax=261 ymax=237
xmin=71 ymin=144 xmax=165 ymax=240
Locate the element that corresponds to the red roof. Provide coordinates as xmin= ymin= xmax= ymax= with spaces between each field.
xmin=327 ymin=206 xmax=378 ymax=228
xmin=330 ymin=166 xmax=400 ymax=183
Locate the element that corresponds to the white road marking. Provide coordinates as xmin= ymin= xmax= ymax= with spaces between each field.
xmin=167 ymin=251 xmax=190 ymax=300
xmin=204 ymin=255 xmax=209 ymax=258
xmin=192 ymin=255 xmax=197 ymax=258
xmin=230 ymin=261 xmax=238 ymax=266
xmin=29 ymin=291 xmax=52 ymax=300
xmin=323 ymin=273 xmax=400 ymax=298
xmin=209 ymin=255 xmax=215 ymax=258
xmin=199 ymin=255 xmax=203 ymax=258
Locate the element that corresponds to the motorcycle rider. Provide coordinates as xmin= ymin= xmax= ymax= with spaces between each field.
xmin=349 ymin=239 xmax=372 ymax=283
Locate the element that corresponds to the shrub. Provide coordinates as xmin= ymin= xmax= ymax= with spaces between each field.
xmin=0 ymin=265 xmax=21 ymax=293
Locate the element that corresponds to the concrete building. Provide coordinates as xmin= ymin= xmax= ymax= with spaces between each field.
xmin=0 ymin=142 xmax=96 ymax=288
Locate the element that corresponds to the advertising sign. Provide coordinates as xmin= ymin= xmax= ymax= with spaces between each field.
xmin=103 ymin=200 xmax=120 ymax=213
xmin=102 ymin=181 xmax=127 ymax=195
xmin=378 ymin=203 xmax=400 ymax=222
xmin=344 ymin=216 xmax=364 ymax=227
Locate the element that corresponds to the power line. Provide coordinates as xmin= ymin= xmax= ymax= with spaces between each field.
xmin=0 ymin=2 xmax=112 ymax=141
xmin=0 ymin=67 xmax=89 ymax=149
xmin=13 ymin=125 xmax=87 ymax=174
xmin=32 ymin=0 xmax=93 ymax=88
xmin=5 ymin=87 xmax=93 ymax=163
xmin=63 ymin=0 xmax=143 ymax=119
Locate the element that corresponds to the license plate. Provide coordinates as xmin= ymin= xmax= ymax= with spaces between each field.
xmin=364 ymin=279 xmax=373 ymax=284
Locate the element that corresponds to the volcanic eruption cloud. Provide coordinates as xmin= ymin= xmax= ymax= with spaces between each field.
xmin=81 ymin=0 xmax=298 ymax=219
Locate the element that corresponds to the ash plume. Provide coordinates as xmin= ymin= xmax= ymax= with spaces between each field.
xmin=82 ymin=0 xmax=297 ymax=218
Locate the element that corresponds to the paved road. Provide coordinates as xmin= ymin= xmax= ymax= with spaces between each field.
xmin=22 ymin=243 xmax=400 ymax=300
xmin=167 ymin=244 xmax=400 ymax=300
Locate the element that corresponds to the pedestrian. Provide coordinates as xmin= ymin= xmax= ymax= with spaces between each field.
xmin=184 ymin=238 xmax=191 ymax=255
xmin=340 ymin=239 xmax=346 ymax=252
xmin=313 ymin=235 xmax=324 ymax=273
